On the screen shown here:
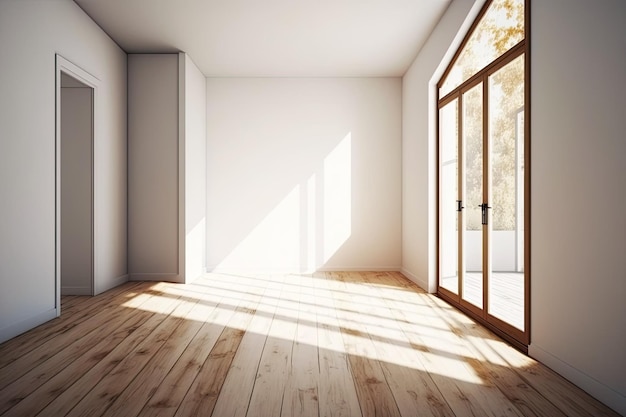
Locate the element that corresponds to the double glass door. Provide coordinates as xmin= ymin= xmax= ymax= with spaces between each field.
xmin=438 ymin=52 xmax=528 ymax=347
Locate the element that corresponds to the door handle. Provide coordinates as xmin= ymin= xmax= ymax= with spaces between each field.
xmin=457 ymin=200 xmax=464 ymax=212
xmin=478 ymin=203 xmax=492 ymax=225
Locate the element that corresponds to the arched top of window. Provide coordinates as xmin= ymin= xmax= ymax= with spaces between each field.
xmin=439 ymin=0 xmax=525 ymax=97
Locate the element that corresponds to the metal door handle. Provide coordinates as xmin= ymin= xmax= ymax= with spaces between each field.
xmin=479 ymin=203 xmax=492 ymax=225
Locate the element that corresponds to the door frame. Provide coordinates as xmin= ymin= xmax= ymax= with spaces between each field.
xmin=435 ymin=0 xmax=530 ymax=351
xmin=55 ymin=54 xmax=99 ymax=314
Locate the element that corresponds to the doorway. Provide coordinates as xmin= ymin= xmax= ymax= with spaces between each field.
xmin=438 ymin=56 xmax=528 ymax=347
xmin=55 ymin=55 xmax=98 ymax=305
xmin=436 ymin=0 xmax=529 ymax=349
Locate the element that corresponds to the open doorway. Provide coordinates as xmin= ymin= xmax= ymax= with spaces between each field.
xmin=55 ymin=55 xmax=98 ymax=307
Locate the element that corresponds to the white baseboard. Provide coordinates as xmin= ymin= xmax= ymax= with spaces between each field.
xmin=529 ymin=344 xmax=626 ymax=416
xmin=129 ymin=272 xmax=182 ymax=283
xmin=206 ymin=266 xmax=401 ymax=274
xmin=400 ymin=268 xmax=430 ymax=292
xmin=207 ymin=266 xmax=304 ymax=275
xmin=61 ymin=286 xmax=92 ymax=296
xmin=315 ymin=266 xmax=401 ymax=272
xmin=96 ymin=274 xmax=129 ymax=295
xmin=0 ymin=308 xmax=58 ymax=344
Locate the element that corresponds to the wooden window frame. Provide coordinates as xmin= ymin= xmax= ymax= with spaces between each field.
xmin=436 ymin=0 xmax=531 ymax=352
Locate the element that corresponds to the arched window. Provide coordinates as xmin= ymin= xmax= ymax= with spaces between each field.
xmin=437 ymin=0 xmax=529 ymax=349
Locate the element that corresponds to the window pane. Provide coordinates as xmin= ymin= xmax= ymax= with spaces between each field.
xmin=440 ymin=0 xmax=524 ymax=97
xmin=462 ymin=83 xmax=483 ymax=308
xmin=489 ymin=54 xmax=524 ymax=233
xmin=488 ymin=54 xmax=524 ymax=330
xmin=439 ymin=99 xmax=459 ymax=294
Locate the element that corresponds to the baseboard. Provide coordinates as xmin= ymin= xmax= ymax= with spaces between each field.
xmin=207 ymin=266 xmax=302 ymax=274
xmin=96 ymin=274 xmax=129 ymax=295
xmin=315 ymin=266 xmax=401 ymax=272
xmin=129 ymin=272 xmax=182 ymax=283
xmin=529 ymin=344 xmax=626 ymax=416
xmin=0 ymin=308 xmax=58 ymax=344
xmin=61 ymin=286 xmax=92 ymax=296
xmin=400 ymin=267 xmax=431 ymax=292
xmin=207 ymin=266 xmax=401 ymax=274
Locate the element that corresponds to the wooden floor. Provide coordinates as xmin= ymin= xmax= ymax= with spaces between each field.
xmin=0 ymin=271 xmax=619 ymax=417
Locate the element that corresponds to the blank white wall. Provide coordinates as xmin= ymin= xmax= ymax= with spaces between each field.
xmin=206 ymin=78 xmax=401 ymax=272
xmin=529 ymin=1 xmax=626 ymax=414
xmin=183 ymin=54 xmax=207 ymax=282
xmin=60 ymin=84 xmax=93 ymax=295
xmin=128 ymin=54 xmax=180 ymax=281
xmin=0 ymin=0 xmax=127 ymax=342
xmin=401 ymin=0 xmax=478 ymax=291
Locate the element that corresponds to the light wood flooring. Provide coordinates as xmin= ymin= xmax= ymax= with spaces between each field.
xmin=0 ymin=271 xmax=619 ymax=417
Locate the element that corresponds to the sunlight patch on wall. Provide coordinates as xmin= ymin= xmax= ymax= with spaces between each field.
xmin=214 ymin=133 xmax=352 ymax=272
xmin=323 ymin=133 xmax=352 ymax=263
xmin=217 ymin=186 xmax=301 ymax=271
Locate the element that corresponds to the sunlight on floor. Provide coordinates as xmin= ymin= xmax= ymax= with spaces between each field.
xmin=119 ymin=272 xmax=502 ymax=386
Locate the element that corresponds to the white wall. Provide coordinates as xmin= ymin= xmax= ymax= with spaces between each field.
xmin=182 ymin=54 xmax=207 ymax=283
xmin=128 ymin=54 xmax=180 ymax=281
xmin=60 ymin=81 xmax=93 ymax=295
xmin=529 ymin=1 xmax=626 ymax=414
xmin=206 ymin=78 xmax=401 ymax=272
xmin=401 ymin=0 xmax=480 ymax=291
xmin=0 ymin=0 xmax=127 ymax=343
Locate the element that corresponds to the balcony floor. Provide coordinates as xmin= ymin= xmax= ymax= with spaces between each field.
xmin=441 ymin=272 xmax=525 ymax=330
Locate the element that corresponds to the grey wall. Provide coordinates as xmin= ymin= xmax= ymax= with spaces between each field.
xmin=128 ymin=53 xmax=207 ymax=284
xmin=0 ymin=0 xmax=127 ymax=343
xmin=61 ymin=80 xmax=93 ymax=295
xmin=128 ymin=54 xmax=180 ymax=281
xmin=529 ymin=1 xmax=626 ymax=414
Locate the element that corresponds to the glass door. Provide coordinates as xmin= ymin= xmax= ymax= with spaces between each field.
xmin=439 ymin=98 xmax=459 ymax=296
xmin=487 ymin=54 xmax=525 ymax=335
xmin=461 ymin=82 xmax=484 ymax=311
xmin=437 ymin=0 xmax=528 ymax=349
xmin=437 ymin=51 xmax=528 ymax=348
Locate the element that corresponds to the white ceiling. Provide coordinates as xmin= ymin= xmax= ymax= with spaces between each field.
xmin=74 ymin=0 xmax=451 ymax=77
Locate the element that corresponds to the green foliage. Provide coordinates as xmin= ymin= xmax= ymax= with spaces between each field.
xmin=443 ymin=0 xmax=525 ymax=231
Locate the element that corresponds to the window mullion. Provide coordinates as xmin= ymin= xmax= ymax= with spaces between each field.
xmin=439 ymin=40 xmax=525 ymax=106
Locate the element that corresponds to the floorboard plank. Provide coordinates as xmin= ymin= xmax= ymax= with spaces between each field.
xmin=35 ymin=285 xmax=183 ymax=417
xmin=357 ymin=272 xmax=455 ymax=417
xmin=281 ymin=273 xmax=320 ymax=417
xmin=0 ymin=297 xmax=155 ymax=415
xmin=101 ymin=302 xmax=206 ymax=417
xmin=315 ymin=271 xmax=363 ymax=417
xmin=246 ymin=274 xmax=298 ymax=417
xmin=0 ymin=282 xmax=144 ymax=370
xmin=0 ymin=283 xmax=152 ymax=390
xmin=210 ymin=276 xmax=279 ymax=417
xmin=136 ymin=298 xmax=232 ymax=417
xmin=64 ymin=290 xmax=193 ymax=417
xmin=174 ymin=278 xmax=264 ymax=417
xmin=330 ymin=272 xmax=402 ymax=417
xmin=174 ymin=305 xmax=257 ymax=417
